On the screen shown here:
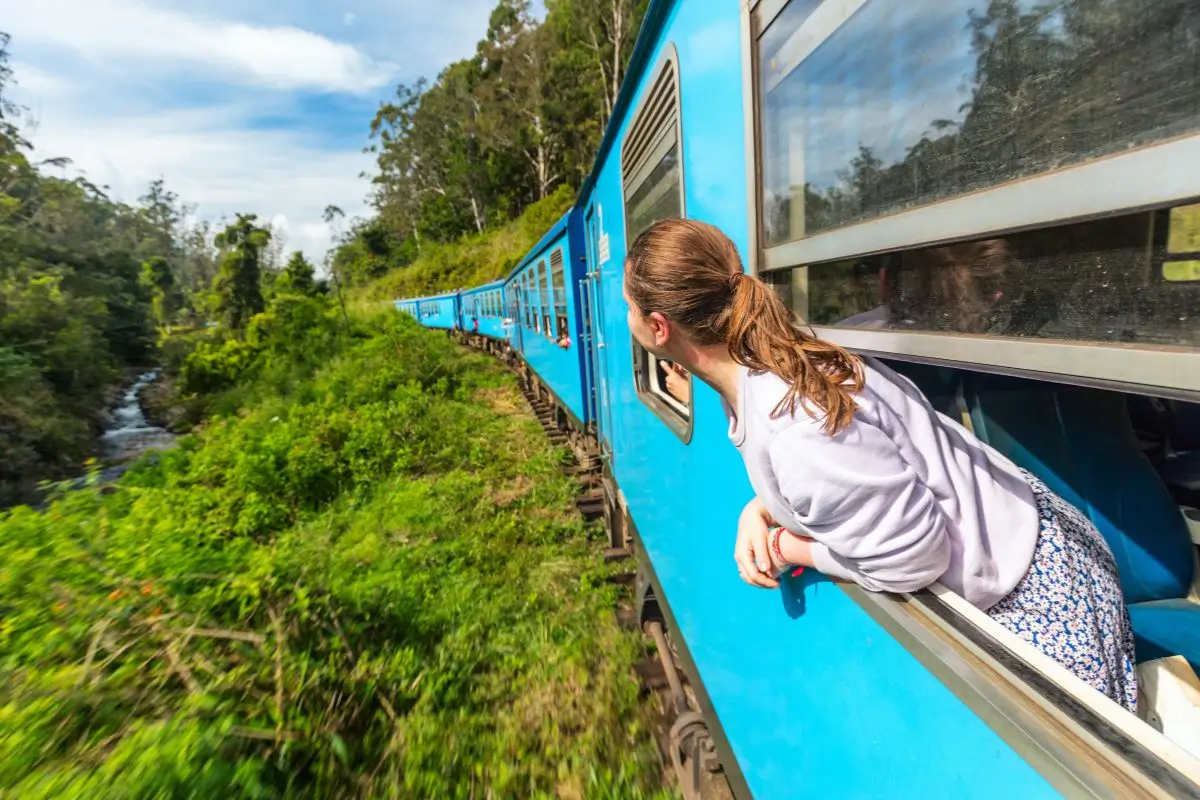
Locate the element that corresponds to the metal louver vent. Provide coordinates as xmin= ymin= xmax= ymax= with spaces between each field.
xmin=621 ymin=56 xmax=678 ymax=194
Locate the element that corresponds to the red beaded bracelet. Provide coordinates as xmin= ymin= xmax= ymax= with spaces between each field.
xmin=769 ymin=526 xmax=806 ymax=579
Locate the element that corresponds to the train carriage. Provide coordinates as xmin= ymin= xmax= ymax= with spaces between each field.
xmin=393 ymin=298 xmax=419 ymax=318
xmin=500 ymin=209 xmax=594 ymax=432
xmin=398 ymin=0 xmax=1200 ymax=796
xmin=411 ymin=292 xmax=460 ymax=331
xmin=458 ymin=281 xmax=507 ymax=342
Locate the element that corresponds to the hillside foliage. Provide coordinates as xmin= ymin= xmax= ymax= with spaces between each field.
xmin=2 ymin=299 xmax=674 ymax=797
xmin=332 ymin=0 xmax=646 ymax=293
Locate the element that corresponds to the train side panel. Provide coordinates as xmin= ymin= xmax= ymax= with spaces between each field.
xmin=459 ymin=281 xmax=507 ymax=340
xmin=417 ymin=293 xmax=460 ymax=331
xmin=579 ymin=1 xmax=1056 ymax=797
xmin=508 ymin=211 xmax=592 ymax=427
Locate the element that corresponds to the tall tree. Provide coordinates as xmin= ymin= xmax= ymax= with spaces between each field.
xmin=277 ymin=250 xmax=318 ymax=296
xmin=213 ymin=214 xmax=269 ymax=331
xmin=139 ymin=255 xmax=176 ymax=330
xmin=323 ymin=204 xmax=350 ymax=326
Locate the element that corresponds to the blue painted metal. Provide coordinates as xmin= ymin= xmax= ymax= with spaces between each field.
xmin=459 ymin=281 xmax=507 ymax=340
xmin=393 ymin=298 xmax=419 ymax=318
xmin=392 ymin=1 xmax=1070 ymax=795
xmin=501 ymin=209 xmax=593 ymax=425
xmin=410 ymin=292 xmax=460 ymax=331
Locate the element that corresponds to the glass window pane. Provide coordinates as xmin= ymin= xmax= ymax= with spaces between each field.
xmin=792 ymin=204 xmax=1200 ymax=348
xmin=626 ymin=143 xmax=682 ymax=240
xmin=552 ymin=250 xmax=567 ymax=315
xmin=1169 ymin=204 xmax=1200 ymax=254
xmin=759 ymin=0 xmax=1200 ymax=246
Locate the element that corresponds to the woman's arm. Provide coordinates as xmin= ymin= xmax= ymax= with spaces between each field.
xmin=768 ymin=422 xmax=950 ymax=594
xmin=734 ymin=497 xmax=781 ymax=588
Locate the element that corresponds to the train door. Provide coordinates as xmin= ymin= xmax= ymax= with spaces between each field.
xmin=510 ymin=288 xmax=524 ymax=352
xmin=577 ymin=263 xmax=598 ymax=433
xmin=585 ymin=203 xmax=615 ymax=466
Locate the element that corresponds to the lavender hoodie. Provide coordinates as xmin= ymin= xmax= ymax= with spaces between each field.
xmin=726 ymin=357 xmax=1039 ymax=610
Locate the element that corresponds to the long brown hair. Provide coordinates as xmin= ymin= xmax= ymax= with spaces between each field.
xmin=625 ymin=218 xmax=864 ymax=435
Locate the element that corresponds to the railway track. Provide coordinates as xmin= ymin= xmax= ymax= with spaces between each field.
xmin=454 ymin=331 xmax=733 ymax=800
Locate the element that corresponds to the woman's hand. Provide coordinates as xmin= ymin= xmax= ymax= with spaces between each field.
xmin=735 ymin=497 xmax=780 ymax=589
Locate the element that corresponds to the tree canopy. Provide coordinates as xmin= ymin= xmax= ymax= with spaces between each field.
xmin=334 ymin=0 xmax=648 ymax=287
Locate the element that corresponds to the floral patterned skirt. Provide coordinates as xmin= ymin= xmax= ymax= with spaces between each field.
xmin=986 ymin=470 xmax=1138 ymax=712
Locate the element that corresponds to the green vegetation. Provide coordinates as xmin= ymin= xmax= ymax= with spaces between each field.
xmin=334 ymin=0 xmax=647 ymax=294
xmin=1 ymin=2 xmax=674 ymax=792
xmin=0 ymin=33 xmax=319 ymax=505
xmin=1 ymin=301 xmax=673 ymax=797
xmin=357 ymin=185 xmax=574 ymax=303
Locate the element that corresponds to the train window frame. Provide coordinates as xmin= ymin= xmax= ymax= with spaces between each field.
xmin=539 ymin=256 xmax=554 ymax=339
xmin=741 ymin=0 xmax=1200 ymax=400
xmin=523 ymin=272 xmax=533 ymax=329
xmin=620 ymin=43 xmax=694 ymax=443
xmin=551 ymin=247 xmax=568 ymax=326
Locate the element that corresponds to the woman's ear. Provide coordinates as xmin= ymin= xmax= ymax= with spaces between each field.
xmin=647 ymin=311 xmax=672 ymax=348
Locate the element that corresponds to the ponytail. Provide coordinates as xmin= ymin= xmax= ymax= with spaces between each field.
xmin=626 ymin=218 xmax=863 ymax=436
xmin=723 ymin=274 xmax=863 ymax=435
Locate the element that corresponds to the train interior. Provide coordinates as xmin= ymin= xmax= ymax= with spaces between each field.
xmin=793 ymin=200 xmax=1200 ymax=765
xmin=887 ymin=358 xmax=1200 ymax=745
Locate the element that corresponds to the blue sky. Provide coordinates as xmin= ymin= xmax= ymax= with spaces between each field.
xmin=1 ymin=0 xmax=505 ymax=264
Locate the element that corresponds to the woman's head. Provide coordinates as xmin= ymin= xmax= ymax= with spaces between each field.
xmin=623 ymin=218 xmax=863 ymax=434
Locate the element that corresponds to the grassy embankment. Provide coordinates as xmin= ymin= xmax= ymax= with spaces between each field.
xmin=1 ymin=232 xmax=674 ymax=797
xmin=353 ymin=186 xmax=574 ymax=307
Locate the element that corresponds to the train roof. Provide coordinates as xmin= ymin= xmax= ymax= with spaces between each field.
xmin=460 ymin=279 xmax=505 ymax=295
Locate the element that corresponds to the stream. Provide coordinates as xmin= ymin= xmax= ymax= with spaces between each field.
xmin=100 ymin=369 xmax=177 ymax=464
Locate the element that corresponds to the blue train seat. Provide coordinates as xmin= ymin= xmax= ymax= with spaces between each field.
xmin=885 ymin=360 xmax=963 ymax=421
xmin=964 ymin=375 xmax=1200 ymax=673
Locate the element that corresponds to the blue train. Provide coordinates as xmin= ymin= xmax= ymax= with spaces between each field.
xmin=397 ymin=1 xmax=1200 ymax=796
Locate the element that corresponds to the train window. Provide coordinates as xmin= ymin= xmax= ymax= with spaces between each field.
xmin=551 ymin=247 xmax=567 ymax=318
xmin=539 ymin=257 xmax=553 ymax=338
xmin=766 ymin=201 xmax=1200 ymax=350
xmin=756 ymin=0 xmax=1200 ymax=248
xmin=621 ymin=45 xmax=693 ymax=442
xmin=523 ymin=273 xmax=533 ymax=329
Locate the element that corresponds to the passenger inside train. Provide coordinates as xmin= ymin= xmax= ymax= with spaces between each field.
xmin=622 ymin=216 xmax=1139 ymax=713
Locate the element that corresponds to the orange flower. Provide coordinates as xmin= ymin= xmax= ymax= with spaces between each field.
xmin=107 ymin=589 xmax=124 ymax=601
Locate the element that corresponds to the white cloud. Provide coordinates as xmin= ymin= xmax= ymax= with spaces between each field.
xmin=23 ymin=101 xmax=372 ymax=265
xmin=2 ymin=0 xmax=396 ymax=93
xmin=8 ymin=60 xmax=71 ymax=98
xmin=0 ymin=0 xmax=502 ymax=267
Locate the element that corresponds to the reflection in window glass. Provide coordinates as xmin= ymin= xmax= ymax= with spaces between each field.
xmin=785 ymin=205 xmax=1200 ymax=348
xmin=1166 ymin=204 xmax=1200 ymax=283
xmin=758 ymin=0 xmax=1200 ymax=246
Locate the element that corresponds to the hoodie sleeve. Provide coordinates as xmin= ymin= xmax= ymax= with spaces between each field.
xmin=767 ymin=420 xmax=950 ymax=594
